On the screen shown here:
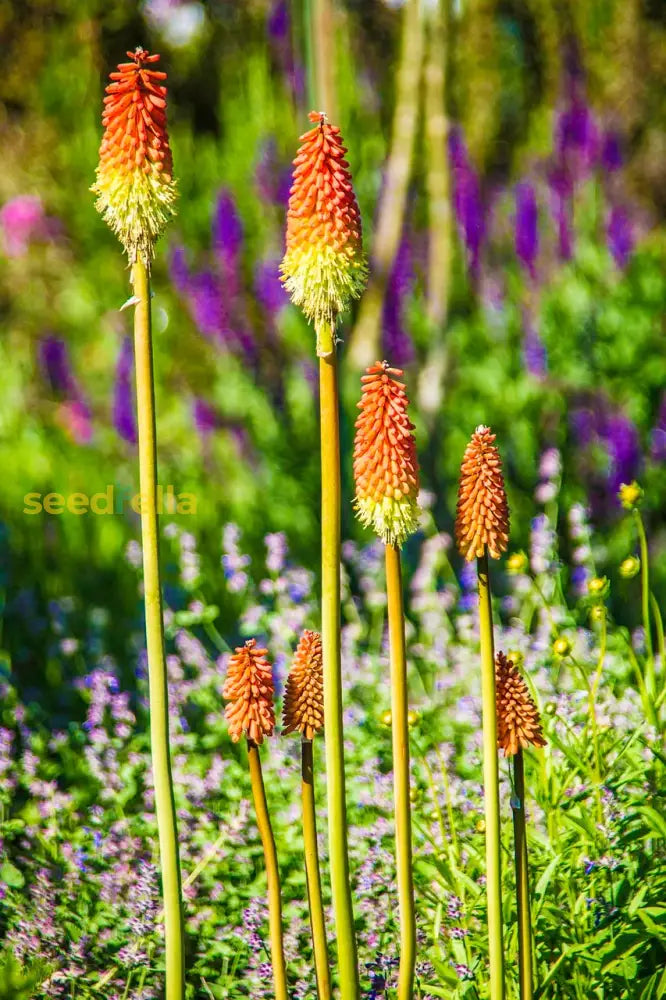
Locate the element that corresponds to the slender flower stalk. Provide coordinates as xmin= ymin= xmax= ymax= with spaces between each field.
xmin=354 ymin=362 xmax=420 ymax=1000
xmin=223 ymin=641 xmax=288 ymax=1000
xmin=283 ymin=631 xmax=331 ymax=1000
xmin=281 ymin=113 xmax=367 ymax=1000
xmin=495 ymin=650 xmax=547 ymax=1000
xmin=92 ymin=48 xmax=182 ymax=1000
xmin=456 ymin=426 xmax=510 ymax=1000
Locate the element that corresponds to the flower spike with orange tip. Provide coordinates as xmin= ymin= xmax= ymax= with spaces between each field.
xmin=280 ymin=111 xmax=368 ymax=343
xmin=456 ymin=425 xmax=510 ymax=562
xmin=92 ymin=47 xmax=177 ymax=263
xmin=223 ymin=639 xmax=276 ymax=745
xmin=495 ymin=651 xmax=547 ymax=758
xmin=283 ymin=630 xmax=324 ymax=740
xmin=353 ymin=361 xmax=420 ymax=548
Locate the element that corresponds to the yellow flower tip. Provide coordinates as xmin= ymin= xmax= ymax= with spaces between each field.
xmin=92 ymin=48 xmax=177 ymax=262
xmin=353 ymin=361 xmax=420 ymax=548
xmin=552 ymin=636 xmax=571 ymax=657
xmin=282 ymin=630 xmax=324 ymax=740
xmin=380 ymin=710 xmax=392 ymax=727
xmin=280 ymin=111 xmax=368 ymax=329
xmin=407 ymin=710 xmax=420 ymax=728
xmin=506 ymin=551 xmax=528 ymax=574
xmin=455 ymin=425 xmax=510 ymax=561
xmin=475 ymin=819 xmax=486 ymax=833
xmin=587 ymin=576 xmax=608 ymax=596
xmin=495 ymin=650 xmax=547 ymax=757
xmin=619 ymin=555 xmax=640 ymax=579
xmin=618 ymin=481 xmax=643 ymax=510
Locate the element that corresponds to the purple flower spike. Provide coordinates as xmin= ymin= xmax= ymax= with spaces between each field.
xmin=193 ymin=398 xmax=220 ymax=437
xmin=113 ymin=337 xmax=136 ymax=445
xmin=40 ymin=337 xmax=77 ymax=396
xmin=448 ymin=126 xmax=485 ymax=280
xmin=382 ymin=236 xmax=415 ymax=365
xmin=189 ymin=270 xmax=227 ymax=341
xmin=603 ymin=412 xmax=641 ymax=498
xmin=650 ymin=395 xmax=666 ymax=463
xmin=606 ymin=205 xmax=634 ymax=269
xmin=601 ymin=131 xmax=623 ymax=173
xmin=515 ymin=182 xmax=539 ymax=279
xmin=212 ymin=190 xmax=243 ymax=263
xmin=168 ymin=244 xmax=191 ymax=295
xmin=522 ymin=312 xmax=548 ymax=377
xmin=555 ymin=94 xmax=600 ymax=179
xmin=254 ymin=259 xmax=286 ymax=315
xmin=548 ymin=167 xmax=574 ymax=261
xmin=267 ymin=0 xmax=289 ymax=43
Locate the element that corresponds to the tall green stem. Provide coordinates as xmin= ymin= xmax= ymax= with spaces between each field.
xmin=477 ymin=551 xmax=505 ymax=1000
xmin=302 ymin=739 xmax=332 ymax=1000
xmin=132 ymin=260 xmax=185 ymax=1000
xmin=318 ymin=321 xmax=359 ymax=999
xmin=247 ymin=741 xmax=288 ymax=1000
xmin=634 ymin=510 xmax=655 ymax=697
xmin=512 ymin=750 xmax=533 ymax=1000
xmin=386 ymin=544 xmax=416 ymax=1000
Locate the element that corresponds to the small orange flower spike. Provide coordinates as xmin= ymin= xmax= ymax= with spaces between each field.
xmin=455 ymin=425 xmax=510 ymax=561
xmin=223 ymin=639 xmax=275 ymax=745
xmin=495 ymin=651 xmax=546 ymax=757
xmin=92 ymin=48 xmax=177 ymax=262
xmin=282 ymin=630 xmax=324 ymax=740
xmin=280 ymin=111 xmax=368 ymax=340
xmin=353 ymin=361 xmax=420 ymax=548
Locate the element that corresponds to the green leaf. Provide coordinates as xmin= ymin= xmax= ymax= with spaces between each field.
xmin=0 ymin=862 xmax=24 ymax=888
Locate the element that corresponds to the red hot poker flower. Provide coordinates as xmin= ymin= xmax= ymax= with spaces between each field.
xmin=353 ymin=361 xmax=420 ymax=547
xmin=223 ymin=639 xmax=275 ymax=745
xmin=92 ymin=48 xmax=177 ymax=262
xmin=455 ymin=425 xmax=510 ymax=561
xmin=280 ymin=111 xmax=367 ymax=336
xmin=282 ymin=630 xmax=324 ymax=740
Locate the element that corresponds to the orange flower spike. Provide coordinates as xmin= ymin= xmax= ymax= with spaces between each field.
xmin=92 ymin=48 xmax=177 ymax=262
xmin=282 ymin=630 xmax=324 ymax=740
xmin=353 ymin=361 xmax=420 ymax=548
xmin=455 ymin=425 xmax=510 ymax=561
xmin=223 ymin=639 xmax=275 ymax=745
xmin=280 ymin=111 xmax=368 ymax=336
xmin=495 ymin=651 xmax=547 ymax=757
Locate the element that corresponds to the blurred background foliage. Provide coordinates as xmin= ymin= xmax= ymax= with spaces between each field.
xmin=0 ymin=0 xmax=665 ymax=693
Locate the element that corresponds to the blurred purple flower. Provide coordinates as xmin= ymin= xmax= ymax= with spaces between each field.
xmin=448 ymin=127 xmax=485 ymax=281
xmin=606 ymin=205 xmax=634 ymax=269
xmin=254 ymin=259 xmax=286 ymax=315
xmin=40 ymin=337 xmax=77 ymax=396
xmin=189 ymin=270 xmax=227 ymax=340
xmin=267 ymin=0 xmax=288 ymax=42
xmin=601 ymin=131 xmax=623 ymax=174
xmin=113 ymin=337 xmax=136 ymax=445
xmin=0 ymin=195 xmax=48 ymax=257
xmin=650 ymin=395 xmax=666 ymax=462
xmin=548 ymin=166 xmax=573 ymax=261
xmin=522 ymin=313 xmax=548 ymax=377
xmin=255 ymin=138 xmax=292 ymax=207
xmin=515 ymin=182 xmax=539 ymax=279
xmin=266 ymin=0 xmax=305 ymax=101
xmin=555 ymin=93 xmax=600 ymax=179
xmin=168 ymin=244 xmax=191 ymax=295
xmin=193 ymin=398 xmax=220 ymax=437
xmin=382 ymin=236 xmax=415 ymax=365
xmin=603 ymin=412 xmax=641 ymax=498
xmin=212 ymin=190 xmax=243 ymax=264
